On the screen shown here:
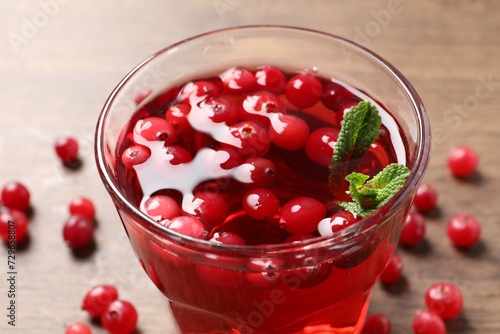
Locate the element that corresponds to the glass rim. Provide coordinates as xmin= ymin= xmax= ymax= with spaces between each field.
xmin=95 ymin=24 xmax=431 ymax=255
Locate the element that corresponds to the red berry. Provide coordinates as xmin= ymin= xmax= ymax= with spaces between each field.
xmin=144 ymin=195 xmax=180 ymax=221
xmin=412 ymin=310 xmax=446 ymax=334
xmin=447 ymin=146 xmax=478 ymax=177
xmin=425 ymin=282 xmax=463 ymax=320
xmin=0 ymin=209 xmax=29 ymax=243
xmin=178 ymin=80 xmax=219 ymax=103
xmin=285 ymin=258 xmax=332 ymax=289
xmin=244 ymin=258 xmax=284 ymax=289
xmin=279 ymin=197 xmax=326 ymax=234
xmin=162 ymin=145 xmax=193 ymax=165
xmin=227 ymin=121 xmax=271 ymax=158
xmin=217 ymin=147 xmax=244 ymax=170
xmin=321 ymin=82 xmax=353 ymax=111
xmin=121 ymin=145 xmax=151 ymax=169
xmin=446 ymin=213 xmax=481 ymax=248
xmin=165 ymin=103 xmax=191 ymax=133
xmin=163 ymin=216 xmax=206 ymax=239
xmin=221 ymin=67 xmax=256 ymax=93
xmin=305 ymin=127 xmax=340 ymax=166
xmin=134 ymin=117 xmax=176 ymax=144
xmin=101 ymin=300 xmax=138 ymax=334
xmin=199 ymin=97 xmax=239 ymax=125
xmin=69 ymin=196 xmax=95 ymax=219
xmin=242 ymin=188 xmax=280 ymax=220
xmin=1 ymin=181 xmax=30 ymax=211
xmin=62 ymin=215 xmax=94 ymax=249
xmin=269 ymin=114 xmax=310 ymax=151
xmin=255 ymin=65 xmax=286 ymax=94
xmin=240 ymin=157 xmax=277 ymax=188
xmin=240 ymin=90 xmax=285 ymax=124
xmin=379 ymin=253 xmax=403 ymax=284
xmin=65 ymin=322 xmax=92 ymax=334
xmin=400 ymin=211 xmax=426 ymax=246
xmin=335 ymin=100 xmax=361 ymax=125
xmin=55 ymin=136 xmax=79 ymax=164
xmin=317 ymin=211 xmax=358 ymax=236
xmin=285 ymin=73 xmax=322 ymax=109
xmin=184 ymin=192 xmax=229 ymax=230
xmin=209 ymin=231 xmax=246 ymax=246
xmin=362 ymin=313 xmax=391 ymax=334
xmin=414 ymin=183 xmax=438 ymax=213
xmin=82 ymin=284 xmax=119 ymax=318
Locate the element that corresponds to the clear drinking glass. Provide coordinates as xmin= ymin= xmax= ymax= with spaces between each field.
xmin=95 ymin=26 xmax=430 ymax=334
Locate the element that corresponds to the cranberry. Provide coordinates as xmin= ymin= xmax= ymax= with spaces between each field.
xmin=317 ymin=211 xmax=358 ymax=236
xmin=255 ymin=65 xmax=286 ymax=94
xmin=184 ymin=192 xmax=229 ymax=230
xmin=285 ymin=73 xmax=323 ymax=109
xmin=217 ymin=147 xmax=244 ymax=170
xmin=134 ymin=117 xmax=176 ymax=144
xmin=358 ymin=142 xmax=390 ymax=176
xmin=121 ymin=145 xmax=151 ymax=169
xmin=209 ymin=231 xmax=246 ymax=245
xmin=65 ymin=322 xmax=92 ymax=334
xmin=269 ymin=114 xmax=310 ymax=151
xmin=144 ymin=195 xmax=180 ymax=221
xmin=321 ymin=82 xmax=353 ymax=111
xmin=425 ymin=282 xmax=463 ymax=320
xmin=335 ymin=101 xmax=361 ymax=125
xmin=447 ymin=146 xmax=478 ymax=177
xmin=305 ymin=127 xmax=340 ymax=166
xmin=279 ymin=197 xmax=327 ymax=234
xmin=199 ymin=97 xmax=239 ymax=125
xmin=413 ymin=183 xmax=438 ymax=213
xmin=178 ymin=80 xmax=219 ymax=103
xmin=81 ymin=284 xmax=119 ymax=318
xmin=165 ymin=103 xmax=191 ymax=133
xmin=101 ymin=300 xmax=138 ymax=334
xmin=162 ymin=145 xmax=193 ymax=165
xmin=62 ymin=215 xmax=94 ymax=249
xmin=244 ymin=258 xmax=284 ymax=289
xmin=227 ymin=121 xmax=271 ymax=158
xmin=399 ymin=211 xmax=426 ymax=246
xmin=285 ymin=257 xmax=332 ymax=289
xmin=240 ymin=90 xmax=285 ymax=124
xmin=55 ymin=136 xmax=79 ymax=164
xmin=0 ymin=209 xmax=29 ymax=243
xmin=446 ymin=213 xmax=481 ymax=248
xmin=69 ymin=196 xmax=95 ymax=219
xmin=220 ymin=67 xmax=256 ymax=93
xmin=362 ymin=314 xmax=391 ymax=334
xmin=242 ymin=188 xmax=280 ymax=220
xmin=240 ymin=157 xmax=277 ymax=188
xmin=1 ymin=181 xmax=30 ymax=211
xmin=379 ymin=253 xmax=403 ymax=284
xmin=412 ymin=310 xmax=446 ymax=334
xmin=163 ymin=216 xmax=206 ymax=239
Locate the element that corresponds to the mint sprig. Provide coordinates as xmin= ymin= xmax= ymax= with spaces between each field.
xmin=339 ymin=163 xmax=411 ymax=218
xmin=328 ymin=100 xmax=382 ymax=193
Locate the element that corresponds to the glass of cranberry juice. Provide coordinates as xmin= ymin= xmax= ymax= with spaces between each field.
xmin=96 ymin=26 xmax=430 ymax=334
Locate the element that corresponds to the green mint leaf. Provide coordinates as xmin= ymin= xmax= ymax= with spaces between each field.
xmin=328 ymin=100 xmax=382 ymax=194
xmin=339 ymin=163 xmax=411 ymax=218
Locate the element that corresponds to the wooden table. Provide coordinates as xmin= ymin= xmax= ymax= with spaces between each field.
xmin=1 ymin=1 xmax=499 ymax=333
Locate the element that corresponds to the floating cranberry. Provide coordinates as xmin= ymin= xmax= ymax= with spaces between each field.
xmin=62 ymin=215 xmax=94 ymax=249
xmin=55 ymin=136 xmax=79 ymax=164
xmin=425 ymin=282 xmax=463 ymax=320
xmin=1 ymin=181 xmax=30 ymax=211
xmin=163 ymin=216 xmax=207 ymax=239
xmin=121 ymin=145 xmax=151 ymax=169
xmin=101 ymin=300 xmax=138 ymax=334
xmin=162 ymin=145 xmax=192 ymax=165
xmin=184 ymin=192 xmax=229 ymax=230
xmin=279 ymin=197 xmax=326 ymax=234
xmin=240 ymin=90 xmax=285 ymax=124
xmin=217 ymin=147 xmax=244 ymax=170
xmin=413 ymin=183 xmax=438 ymax=213
xmin=134 ymin=117 xmax=176 ymax=144
xmin=220 ymin=67 xmax=256 ymax=93
xmin=447 ymin=213 xmax=481 ymax=248
xmin=144 ymin=195 xmax=180 ymax=221
xmin=412 ymin=310 xmax=446 ymax=334
xmin=165 ymin=103 xmax=191 ymax=133
xmin=285 ymin=258 xmax=332 ymax=289
xmin=335 ymin=101 xmax=361 ymax=124
xmin=321 ymin=82 xmax=353 ymax=111
xmin=69 ymin=196 xmax=95 ymax=219
xmin=227 ymin=121 xmax=271 ymax=158
xmin=244 ymin=257 xmax=284 ymax=289
xmin=269 ymin=114 xmax=310 ymax=151
xmin=0 ymin=208 xmax=28 ymax=243
xmin=65 ymin=322 xmax=92 ymax=334
xmin=209 ymin=231 xmax=246 ymax=246
xmin=285 ymin=73 xmax=322 ymax=109
xmin=362 ymin=314 xmax=391 ymax=334
xmin=199 ymin=97 xmax=239 ymax=125
xmin=178 ymin=80 xmax=219 ymax=103
xmin=304 ymin=127 xmax=340 ymax=166
xmin=447 ymin=146 xmax=478 ymax=177
xmin=242 ymin=188 xmax=280 ymax=220
xmin=255 ymin=65 xmax=286 ymax=94
xmin=399 ymin=211 xmax=426 ymax=246
xmin=241 ymin=157 xmax=277 ymax=188
xmin=317 ymin=211 xmax=358 ymax=236
xmin=379 ymin=253 xmax=403 ymax=284
xmin=81 ymin=284 xmax=119 ymax=318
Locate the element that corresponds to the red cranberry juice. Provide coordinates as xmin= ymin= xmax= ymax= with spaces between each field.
xmin=115 ymin=66 xmax=410 ymax=333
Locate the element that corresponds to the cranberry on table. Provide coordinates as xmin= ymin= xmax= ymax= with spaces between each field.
xmin=69 ymin=196 xmax=95 ymax=219
xmin=101 ymin=300 xmax=138 ymax=334
xmin=64 ymin=322 xmax=92 ymax=334
xmin=413 ymin=183 xmax=438 ymax=213
xmin=446 ymin=213 xmax=481 ymax=248
xmin=0 ymin=208 xmax=29 ymax=243
xmin=255 ymin=65 xmax=286 ymax=94
xmin=447 ymin=146 xmax=478 ymax=177
xmin=269 ymin=113 xmax=310 ymax=151
xmin=81 ymin=284 xmax=119 ymax=318
xmin=242 ymin=188 xmax=280 ymax=220
xmin=220 ymin=67 xmax=256 ymax=93
xmin=425 ymin=281 xmax=463 ymax=320
xmin=55 ymin=136 xmax=79 ymax=164
xmin=121 ymin=145 xmax=151 ymax=169
xmin=285 ymin=73 xmax=323 ymax=109
xmin=399 ymin=211 xmax=426 ymax=246
xmin=1 ymin=181 xmax=30 ymax=211
xmin=412 ymin=310 xmax=446 ymax=334
xmin=62 ymin=215 xmax=94 ymax=249
xmin=362 ymin=313 xmax=391 ymax=334
xmin=379 ymin=253 xmax=404 ymax=284
xmin=279 ymin=197 xmax=327 ymax=234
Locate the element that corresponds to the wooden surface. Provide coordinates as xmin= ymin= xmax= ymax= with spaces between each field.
xmin=1 ymin=1 xmax=499 ymax=333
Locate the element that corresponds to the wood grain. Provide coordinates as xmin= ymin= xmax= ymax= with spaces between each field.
xmin=0 ymin=1 xmax=499 ymax=333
